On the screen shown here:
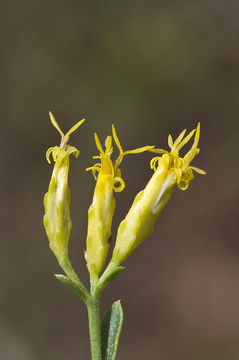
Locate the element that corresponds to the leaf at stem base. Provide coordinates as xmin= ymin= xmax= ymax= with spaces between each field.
xmin=101 ymin=300 xmax=123 ymax=360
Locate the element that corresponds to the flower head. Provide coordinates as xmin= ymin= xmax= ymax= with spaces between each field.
xmin=150 ymin=122 xmax=206 ymax=190
xmin=110 ymin=123 xmax=205 ymax=266
xmin=85 ymin=126 xmax=154 ymax=277
xmin=86 ymin=125 xmax=154 ymax=192
xmin=43 ymin=112 xmax=85 ymax=262
xmin=46 ymin=111 xmax=85 ymax=165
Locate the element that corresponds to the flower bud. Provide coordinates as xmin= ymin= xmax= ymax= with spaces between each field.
xmin=111 ymin=123 xmax=206 ymax=266
xmin=43 ymin=112 xmax=85 ymax=263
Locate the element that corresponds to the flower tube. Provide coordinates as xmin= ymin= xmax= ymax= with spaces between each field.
xmin=43 ymin=112 xmax=85 ymax=263
xmin=86 ymin=126 xmax=154 ymax=278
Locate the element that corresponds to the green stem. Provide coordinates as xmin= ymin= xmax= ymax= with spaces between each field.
xmin=87 ymin=281 xmax=102 ymax=360
xmin=85 ymin=261 xmax=124 ymax=360
xmin=60 ymin=257 xmax=103 ymax=359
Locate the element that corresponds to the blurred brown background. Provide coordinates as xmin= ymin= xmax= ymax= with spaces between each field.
xmin=1 ymin=1 xmax=239 ymax=359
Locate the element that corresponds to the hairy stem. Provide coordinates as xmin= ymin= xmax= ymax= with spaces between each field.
xmin=87 ymin=280 xmax=102 ymax=360
xmin=87 ymin=297 xmax=102 ymax=360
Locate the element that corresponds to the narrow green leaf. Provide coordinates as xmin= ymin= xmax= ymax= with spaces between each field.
xmin=55 ymin=274 xmax=87 ymax=301
xmin=101 ymin=300 xmax=123 ymax=360
xmin=98 ymin=266 xmax=124 ymax=294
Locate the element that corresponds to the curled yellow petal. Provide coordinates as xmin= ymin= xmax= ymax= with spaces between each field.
xmin=113 ymin=177 xmax=125 ymax=192
xmin=46 ymin=147 xmax=54 ymax=164
xmin=86 ymin=164 xmax=101 ymax=180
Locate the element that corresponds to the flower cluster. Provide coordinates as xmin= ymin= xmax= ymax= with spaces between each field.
xmin=43 ymin=116 xmax=205 ymax=276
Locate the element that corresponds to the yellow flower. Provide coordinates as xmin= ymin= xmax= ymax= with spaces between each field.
xmin=43 ymin=112 xmax=85 ymax=262
xmin=150 ymin=122 xmax=206 ymax=190
xmin=85 ymin=126 xmax=154 ymax=278
xmin=110 ymin=123 xmax=206 ymax=266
